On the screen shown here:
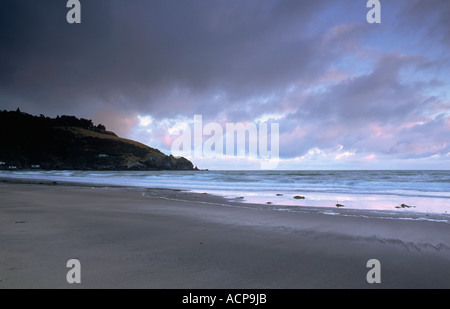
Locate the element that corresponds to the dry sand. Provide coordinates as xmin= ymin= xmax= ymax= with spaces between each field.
xmin=1 ymin=180 xmax=449 ymax=289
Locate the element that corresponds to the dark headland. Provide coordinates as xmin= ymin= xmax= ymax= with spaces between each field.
xmin=0 ymin=109 xmax=195 ymax=171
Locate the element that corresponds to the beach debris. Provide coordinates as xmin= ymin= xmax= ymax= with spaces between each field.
xmin=276 ymin=193 xmax=283 ymax=196
xmin=293 ymin=195 xmax=305 ymax=199
xmin=335 ymin=203 xmax=344 ymax=208
xmin=236 ymin=196 xmax=244 ymax=199
xmin=395 ymin=203 xmax=416 ymax=209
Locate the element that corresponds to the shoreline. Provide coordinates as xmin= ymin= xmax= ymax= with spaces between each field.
xmin=1 ymin=179 xmax=450 ymax=288
xmin=1 ymin=176 xmax=449 ymax=223
xmin=1 ymin=170 xmax=449 ymax=217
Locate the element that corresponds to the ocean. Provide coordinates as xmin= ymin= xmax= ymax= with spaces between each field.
xmin=1 ymin=170 xmax=449 ymax=216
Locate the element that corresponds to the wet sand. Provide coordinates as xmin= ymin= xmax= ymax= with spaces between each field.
xmin=1 ymin=180 xmax=449 ymax=288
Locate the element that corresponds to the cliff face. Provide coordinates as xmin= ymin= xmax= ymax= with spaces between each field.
xmin=0 ymin=110 xmax=195 ymax=171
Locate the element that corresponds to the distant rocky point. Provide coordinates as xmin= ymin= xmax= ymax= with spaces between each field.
xmin=0 ymin=109 xmax=195 ymax=171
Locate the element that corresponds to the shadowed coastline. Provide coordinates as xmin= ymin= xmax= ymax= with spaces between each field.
xmin=0 ymin=109 xmax=194 ymax=171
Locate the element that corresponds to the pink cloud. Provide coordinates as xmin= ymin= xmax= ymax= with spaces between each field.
xmin=93 ymin=109 xmax=139 ymax=138
xmin=361 ymin=154 xmax=376 ymax=162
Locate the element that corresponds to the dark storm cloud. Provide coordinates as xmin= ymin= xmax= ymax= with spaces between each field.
xmin=0 ymin=0 xmax=330 ymax=119
xmin=0 ymin=1 xmax=114 ymax=114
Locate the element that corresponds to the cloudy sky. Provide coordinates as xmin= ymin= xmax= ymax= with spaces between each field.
xmin=1 ymin=0 xmax=449 ymax=169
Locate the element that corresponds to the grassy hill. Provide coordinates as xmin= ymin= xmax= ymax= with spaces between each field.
xmin=0 ymin=110 xmax=194 ymax=171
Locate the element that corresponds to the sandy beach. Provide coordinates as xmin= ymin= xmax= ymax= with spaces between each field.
xmin=1 ymin=179 xmax=449 ymax=289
